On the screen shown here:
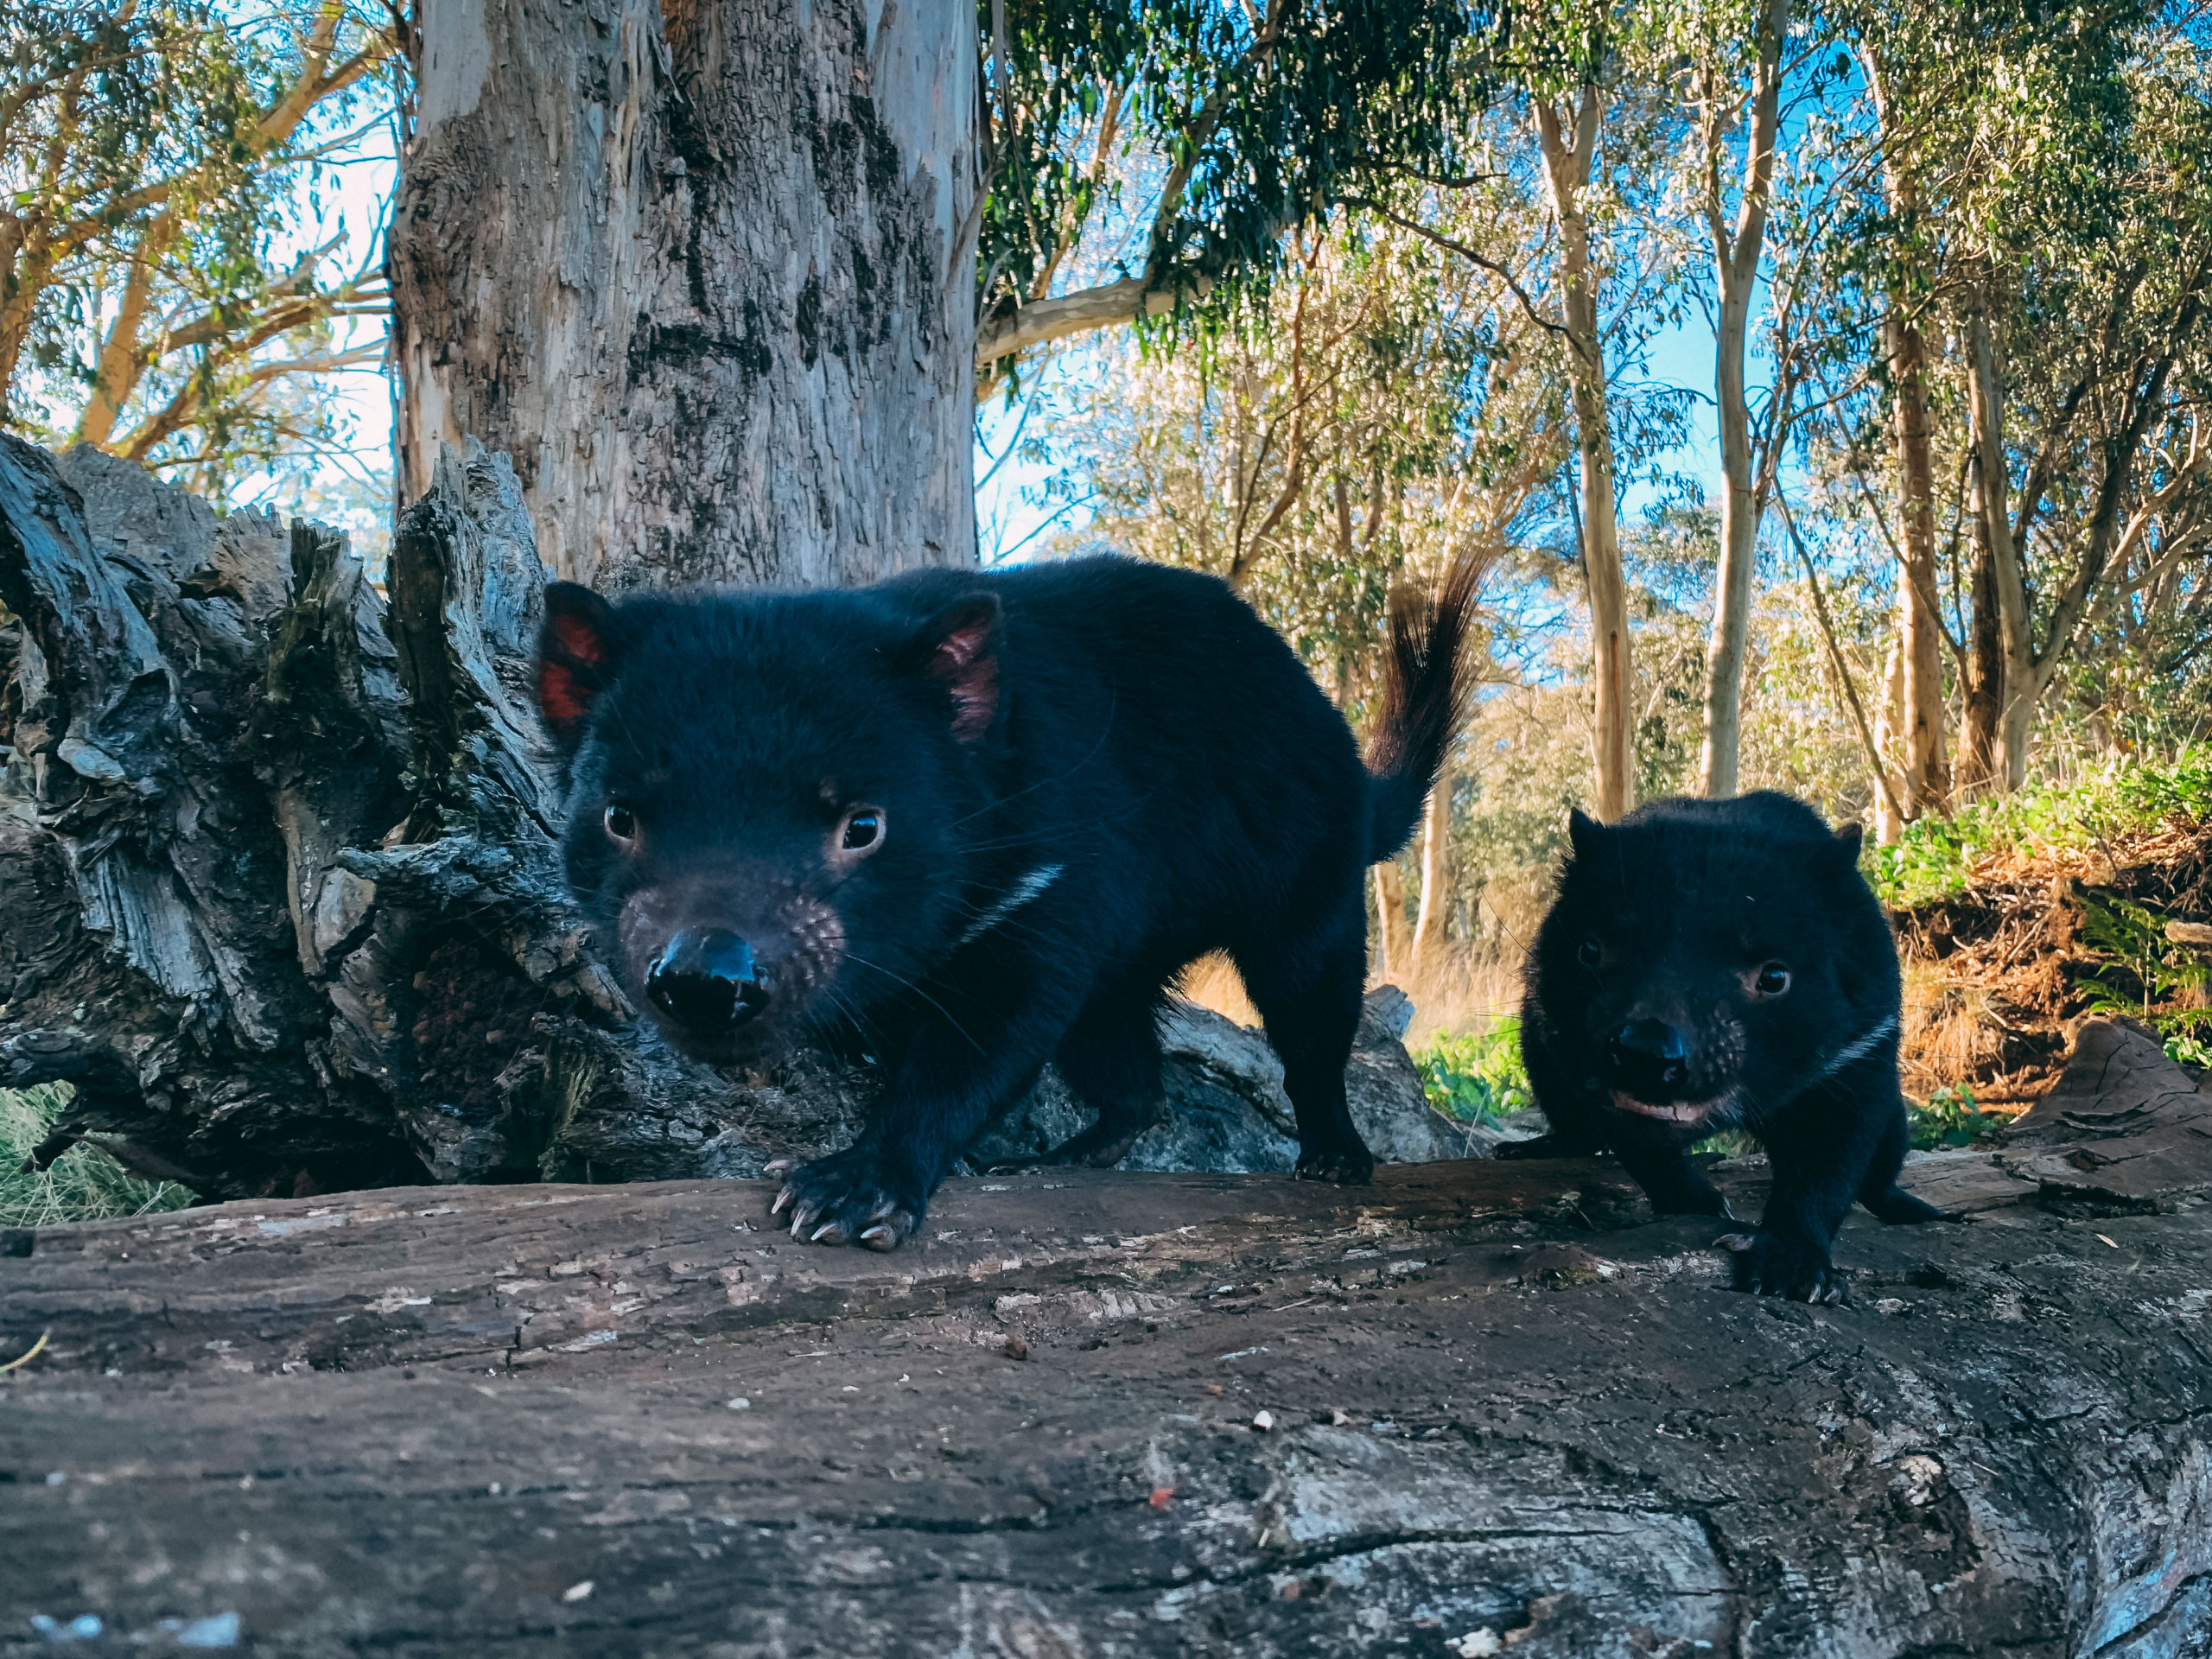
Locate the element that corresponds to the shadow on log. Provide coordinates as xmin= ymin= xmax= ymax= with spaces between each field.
xmin=3 ymin=1016 xmax=2211 ymax=1655
xmin=0 ymin=439 xmax=1469 ymax=1200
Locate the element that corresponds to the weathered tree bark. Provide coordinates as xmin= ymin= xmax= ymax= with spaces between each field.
xmin=1535 ymin=89 xmax=1634 ymax=823
xmin=1889 ymin=300 xmax=1952 ymax=813
xmin=5 ymin=1017 xmax=2209 ymax=1656
xmin=0 ymin=437 xmax=1465 ymax=1199
xmin=389 ymin=0 xmax=977 ymax=586
xmin=1695 ymin=0 xmax=1788 ymax=801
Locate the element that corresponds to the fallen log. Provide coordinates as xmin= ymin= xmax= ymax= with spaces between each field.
xmin=4 ymin=1017 xmax=2210 ymax=1656
xmin=0 ymin=438 xmax=1465 ymax=1201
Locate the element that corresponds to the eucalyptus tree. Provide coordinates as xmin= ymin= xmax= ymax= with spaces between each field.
xmin=1662 ymin=0 xmax=1792 ymax=799
xmin=0 ymin=0 xmax=396 ymax=489
xmin=1853 ymin=16 xmax=1952 ymax=822
xmin=1938 ymin=0 xmax=2209 ymax=790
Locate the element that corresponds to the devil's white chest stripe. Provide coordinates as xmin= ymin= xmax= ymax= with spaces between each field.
xmin=952 ymin=863 xmax=1065 ymax=949
xmin=1815 ymin=1013 xmax=1900 ymax=1083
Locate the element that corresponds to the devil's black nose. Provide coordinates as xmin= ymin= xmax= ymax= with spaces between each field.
xmin=646 ymin=928 xmax=771 ymax=1035
xmin=1605 ymin=1018 xmax=1693 ymax=1100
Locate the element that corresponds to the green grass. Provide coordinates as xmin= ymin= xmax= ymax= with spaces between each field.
xmin=1874 ymin=747 xmax=2212 ymax=907
xmin=0 ymin=1084 xmax=196 ymax=1226
xmin=1413 ymin=1015 xmax=1533 ymax=1124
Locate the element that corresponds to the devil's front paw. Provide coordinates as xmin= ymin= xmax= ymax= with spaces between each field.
xmin=766 ymin=1147 xmax=927 ymax=1250
xmin=1720 ymin=1229 xmax=1848 ymax=1303
xmin=1294 ymin=1135 xmax=1376 ymax=1185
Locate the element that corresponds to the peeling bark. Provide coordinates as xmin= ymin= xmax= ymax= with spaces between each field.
xmin=390 ymin=0 xmax=977 ymax=586
xmin=4 ymin=1019 xmax=2210 ymax=1655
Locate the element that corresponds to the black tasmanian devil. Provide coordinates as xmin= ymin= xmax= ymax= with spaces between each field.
xmin=1503 ymin=792 xmax=1944 ymax=1302
xmin=534 ymin=553 xmax=1481 ymax=1248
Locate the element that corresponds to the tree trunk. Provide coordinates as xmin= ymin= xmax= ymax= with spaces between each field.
xmin=389 ymin=0 xmax=977 ymax=588
xmin=1535 ymin=91 xmax=1633 ymax=823
xmin=1410 ymin=773 xmax=1452 ymax=968
xmin=1700 ymin=274 xmax=1760 ymax=800
xmin=1960 ymin=505 xmax=2005 ymax=798
xmin=1873 ymin=636 xmax=1904 ymax=845
xmin=1696 ymin=0 xmax=1788 ymax=800
xmin=1374 ymin=862 xmax=1411 ymax=977
xmin=1889 ymin=301 xmax=1952 ymax=817
xmin=1864 ymin=48 xmax=1949 ymax=823
xmin=7 ymin=1019 xmax=2211 ymax=1655
xmin=1963 ymin=289 xmax=2036 ymax=791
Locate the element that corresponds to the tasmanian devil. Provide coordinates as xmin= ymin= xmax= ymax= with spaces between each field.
xmin=1502 ymin=791 xmax=1942 ymax=1302
xmin=534 ymin=552 xmax=1479 ymax=1249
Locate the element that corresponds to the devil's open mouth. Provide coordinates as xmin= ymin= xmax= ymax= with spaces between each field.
xmin=1609 ymin=1090 xmax=1727 ymax=1127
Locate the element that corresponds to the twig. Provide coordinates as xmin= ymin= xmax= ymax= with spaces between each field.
xmin=0 ymin=1330 xmax=51 ymax=1375
xmin=1778 ymin=495 xmax=1908 ymax=830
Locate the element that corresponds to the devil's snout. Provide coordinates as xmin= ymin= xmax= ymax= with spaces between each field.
xmin=646 ymin=927 xmax=772 ymax=1038
xmin=1605 ymin=1017 xmax=1694 ymax=1101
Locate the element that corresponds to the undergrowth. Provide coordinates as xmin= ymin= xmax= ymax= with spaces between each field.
xmin=1414 ymin=1015 xmax=1532 ymax=1124
xmin=1874 ymin=747 xmax=2212 ymax=907
xmin=0 ymin=1084 xmax=195 ymax=1226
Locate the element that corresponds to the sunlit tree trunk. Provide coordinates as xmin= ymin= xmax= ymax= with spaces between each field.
xmin=1411 ymin=775 xmax=1452 ymax=969
xmin=1873 ymin=638 xmax=1904 ymax=845
xmin=1888 ymin=305 xmax=1951 ymax=813
xmin=1374 ymin=865 xmax=1411 ymax=978
xmin=390 ymin=0 xmax=978 ymax=588
xmin=1696 ymin=0 xmax=1788 ymax=799
xmin=1535 ymin=90 xmax=1633 ymax=823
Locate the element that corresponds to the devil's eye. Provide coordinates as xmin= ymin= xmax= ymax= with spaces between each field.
xmin=604 ymin=802 xmax=639 ymax=843
xmin=1753 ymin=962 xmax=1792 ymax=997
xmin=1576 ymin=938 xmax=1602 ymax=969
xmin=842 ymin=808 xmax=884 ymax=851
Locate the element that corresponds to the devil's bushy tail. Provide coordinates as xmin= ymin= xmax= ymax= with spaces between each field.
xmin=1364 ymin=550 xmax=1486 ymax=864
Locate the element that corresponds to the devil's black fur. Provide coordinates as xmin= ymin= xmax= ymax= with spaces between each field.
xmin=535 ymin=553 xmax=1480 ymax=1249
xmin=1503 ymin=791 xmax=1943 ymax=1301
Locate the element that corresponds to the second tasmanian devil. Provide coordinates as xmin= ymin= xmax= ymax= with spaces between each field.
xmin=1503 ymin=791 xmax=1944 ymax=1301
xmin=535 ymin=552 xmax=1479 ymax=1249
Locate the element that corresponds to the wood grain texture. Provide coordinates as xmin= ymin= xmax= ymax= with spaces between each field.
xmin=5 ymin=1112 xmax=2212 ymax=1656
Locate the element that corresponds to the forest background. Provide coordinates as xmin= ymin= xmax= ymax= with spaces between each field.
xmin=5 ymin=0 xmax=2212 ymax=1215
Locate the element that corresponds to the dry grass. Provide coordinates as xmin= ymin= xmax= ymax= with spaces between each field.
xmin=0 ymin=1084 xmax=196 ymax=1226
xmin=1175 ymin=946 xmax=1522 ymax=1046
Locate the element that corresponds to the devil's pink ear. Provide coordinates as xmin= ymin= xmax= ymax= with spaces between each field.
xmin=536 ymin=582 xmax=622 ymax=748
xmin=901 ymin=594 xmax=1001 ymax=742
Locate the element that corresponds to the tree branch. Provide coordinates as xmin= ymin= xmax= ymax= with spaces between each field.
xmin=1779 ymin=495 xmax=1908 ymax=829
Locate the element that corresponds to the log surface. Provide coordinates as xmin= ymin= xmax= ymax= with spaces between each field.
xmin=7 ymin=1023 xmax=2212 ymax=1657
